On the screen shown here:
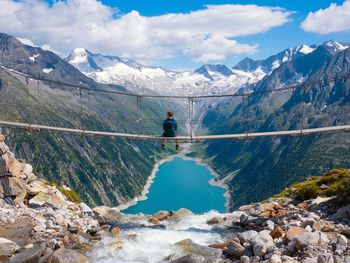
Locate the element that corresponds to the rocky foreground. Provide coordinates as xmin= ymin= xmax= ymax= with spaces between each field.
xmin=0 ymin=135 xmax=349 ymax=262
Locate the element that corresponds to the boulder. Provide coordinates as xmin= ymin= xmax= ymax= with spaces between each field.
xmin=224 ymin=241 xmax=245 ymax=257
xmin=296 ymin=231 xmax=329 ymax=248
xmin=207 ymin=216 xmax=224 ymax=225
xmin=240 ymin=255 xmax=250 ymax=263
xmin=170 ymin=254 xmax=205 ymax=263
xmin=286 ymin=226 xmax=307 ymax=241
xmin=175 ymin=239 xmax=222 ymax=259
xmin=237 ymin=230 xmax=258 ymax=243
xmin=153 ymin=210 xmax=171 ymax=221
xmin=170 ymin=208 xmax=194 ymax=220
xmin=270 ymin=226 xmax=285 ymax=239
xmin=0 ymin=238 xmax=19 ymax=256
xmin=149 ymin=217 xmax=160 ymax=225
xmin=9 ymin=246 xmax=44 ymax=263
xmin=26 ymin=180 xmax=50 ymax=196
xmin=47 ymin=249 xmax=87 ymax=263
xmin=268 ymin=254 xmax=282 ymax=263
xmin=329 ymin=205 xmax=350 ymax=221
xmin=93 ymin=206 xmax=123 ymax=221
xmin=335 ymin=234 xmax=347 ymax=253
xmin=79 ymin=203 xmax=93 ymax=215
xmin=29 ymin=191 xmax=66 ymax=209
xmin=249 ymin=230 xmax=274 ymax=257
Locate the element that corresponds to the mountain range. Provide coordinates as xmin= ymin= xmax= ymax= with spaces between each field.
xmin=0 ymin=33 xmax=181 ymax=207
xmin=200 ymin=40 xmax=350 ymax=209
xmin=1 ymin=31 xmax=350 ymax=210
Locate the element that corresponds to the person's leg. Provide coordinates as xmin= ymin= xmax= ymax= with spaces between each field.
xmin=162 ymin=138 xmax=166 ymax=150
xmin=175 ymin=138 xmax=179 ymax=150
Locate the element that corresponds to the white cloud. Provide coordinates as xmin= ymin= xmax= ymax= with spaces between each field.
xmin=0 ymin=0 xmax=291 ymax=63
xmin=301 ymin=1 xmax=350 ymax=34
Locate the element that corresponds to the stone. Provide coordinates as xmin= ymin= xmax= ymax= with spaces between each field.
xmin=175 ymin=239 xmax=222 ymax=259
xmin=9 ymin=246 xmax=44 ymax=263
xmin=281 ymin=255 xmax=296 ymax=263
xmin=0 ymin=135 xmax=5 ymax=142
xmin=285 ymin=226 xmax=307 ymax=241
xmin=268 ymin=254 xmax=282 ymax=263
xmin=153 ymin=210 xmax=171 ymax=221
xmin=26 ymin=180 xmax=50 ymax=196
xmin=67 ymin=226 xmax=79 ymax=234
xmin=329 ymin=204 xmax=350 ymax=221
xmin=207 ymin=216 xmax=224 ymax=225
xmin=317 ymin=254 xmax=334 ymax=263
xmin=47 ymin=249 xmax=87 ymax=263
xmin=265 ymin=220 xmax=275 ymax=231
xmin=335 ymin=234 xmax=347 ymax=253
xmin=170 ymin=254 xmax=205 ymax=263
xmin=224 ymin=241 xmax=245 ymax=257
xmin=240 ymin=255 xmax=250 ymax=263
xmin=149 ymin=217 xmax=160 ymax=224
xmin=253 ymin=244 xmax=267 ymax=257
xmin=92 ymin=206 xmax=122 ymax=221
xmin=170 ymin=208 xmax=194 ymax=220
xmin=209 ymin=242 xmax=230 ymax=249
xmin=29 ymin=191 xmax=66 ymax=209
xmin=237 ymin=230 xmax=258 ymax=243
xmin=0 ymin=238 xmax=19 ymax=256
xmin=296 ymin=231 xmax=329 ymax=248
xmin=270 ymin=227 xmax=285 ymax=239
xmin=79 ymin=203 xmax=93 ymax=215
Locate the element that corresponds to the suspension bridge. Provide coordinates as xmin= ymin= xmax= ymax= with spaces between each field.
xmin=0 ymin=65 xmax=349 ymax=142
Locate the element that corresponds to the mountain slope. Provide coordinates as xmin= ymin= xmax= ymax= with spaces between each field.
xmin=0 ymin=33 xmax=176 ymax=206
xmin=200 ymin=43 xmax=350 ymax=210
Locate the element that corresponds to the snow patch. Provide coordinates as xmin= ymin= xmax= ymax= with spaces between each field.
xmin=29 ymin=54 xmax=40 ymax=62
xmin=42 ymin=68 xmax=54 ymax=74
xmin=299 ymin=45 xmax=315 ymax=54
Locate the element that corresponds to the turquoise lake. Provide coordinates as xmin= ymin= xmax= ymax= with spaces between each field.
xmin=122 ymin=156 xmax=226 ymax=214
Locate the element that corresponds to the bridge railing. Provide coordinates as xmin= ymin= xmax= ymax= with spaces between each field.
xmin=0 ymin=65 xmax=350 ymax=140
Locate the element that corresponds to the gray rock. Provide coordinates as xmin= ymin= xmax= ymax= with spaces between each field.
xmin=175 ymin=239 xmax=222 ymax=259
xmin=253 ymin=244 xmax=266 ymax=257
xmin=224 ymin=241 xmax=245 ymax=257
xmin=265 ymin=220 xmax=275 ymax=231
xmin=317 ymin=254 xmax=334 ymax=263
xmin=268 ymin=255 xmax=282 ymax=263
xmin=240 ymin=255 xmax=250 ymax=263
xmin=170 ymin=254 xmax=205 ymax=263
xmin=237 ymin=231 xmax=258 ymax=243
xmin=9 ymin=246 xmax=44 ymax=263
xmin=329 ymin=205 xmax=350 ymax=221
xmin=47 ymin=249 xmax=87 ymax=263
xmin=281 ymin=255 xmax=296 ymax=263
xmin=79 ymin=203 xmax=93 ymax=215
xmin=296 ymin=231 xmax=329 ymax=247
xmin=0 ymin=238 xmax=19 ymax=256
xmin=335 ymin=234 xmax=347 ymax=253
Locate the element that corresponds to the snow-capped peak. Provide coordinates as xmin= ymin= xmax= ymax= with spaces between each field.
xmin=298 ymin=44 xmax=315 ymax=55
xmin=68 ymin=48 xmax=89 ymax=64
xmin=323 ymin=40 xmax=349 ymax=54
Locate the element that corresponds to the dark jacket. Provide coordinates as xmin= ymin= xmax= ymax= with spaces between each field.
xmin=163 ymin=118 xmax=177 ymax=137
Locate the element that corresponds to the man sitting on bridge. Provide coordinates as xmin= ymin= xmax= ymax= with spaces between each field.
xmin=162 ymin=111 xmax=179 ymax=150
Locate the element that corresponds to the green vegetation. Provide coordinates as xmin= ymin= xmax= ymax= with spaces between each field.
xmin=273 ymin=168 xmax=350 ymax=201
xmin=46 ymin=182 xmax=81 ymax=203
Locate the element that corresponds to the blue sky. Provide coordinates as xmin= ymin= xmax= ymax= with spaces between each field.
xmin=3 ymin=0 xmax=350 ymax=70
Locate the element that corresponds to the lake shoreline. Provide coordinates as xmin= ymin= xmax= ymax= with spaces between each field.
xmin=117 ymin=147 xmax=231 ymax=213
